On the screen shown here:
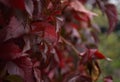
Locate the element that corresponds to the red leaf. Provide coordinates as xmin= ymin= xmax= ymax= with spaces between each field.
xmin=55 ymin=47 xmax=65 ymax=68
xmin=94 ymin=50 xmax=105 ymax=59
xmin=104 ymin=76 xmax=113 ymax=82
xmin=14 ymin=57 xmax=35 ymax=82
xmin=44 ymin=24 xmax=58 ymax=43
xmin=80 ymin=49 xmax=106 ymax=64
xmin=31 ymin=22 xmax=58 ymax=43
xmin=0 ymin=41 xmax=22 ymax=60
xmin=73 ymin=12 xmax=91 ymax=27
xmin=105 ymin=4 xmax=118 ymax=34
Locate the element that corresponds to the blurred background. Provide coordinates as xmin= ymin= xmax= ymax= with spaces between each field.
xmin=92 ymin=0 xmax=120 ymax=82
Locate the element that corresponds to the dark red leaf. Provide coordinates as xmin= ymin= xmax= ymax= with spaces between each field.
xmin=104 ymin=76 xmax=113 ymax=82
xmin=105 ymin=4 xmax=118 ymax=34
xmin=14 ymin=57 xmax=35 ymax=82
xmin=0 ymin=0 xmax=25 ymax=10
xmin=0 ymin=41 xmax=22 ymax=60
xmin=10 ymin=0 xmax=25 ymax=10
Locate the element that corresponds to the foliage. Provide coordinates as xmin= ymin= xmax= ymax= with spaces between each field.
xmin=99 ymin=33 xmax=120 ymax=82
xmin=0 ymin=0 xmax=118 ymax=82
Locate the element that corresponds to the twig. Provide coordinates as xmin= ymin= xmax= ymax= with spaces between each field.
xmin=60 ymin=36 xmax=82 ymax=57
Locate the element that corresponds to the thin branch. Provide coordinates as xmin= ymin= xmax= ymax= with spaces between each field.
xmin=61 ymin=36 xmax=82 ymax=57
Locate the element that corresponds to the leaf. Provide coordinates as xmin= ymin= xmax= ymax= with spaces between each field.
xmin=13 ymin=57 xmax=35 ymax=82
xmin=105 ymin=4 xmax=118 ymax=34
xmin=0 ymin=0 xmax=25 ymax=10
xmin=89 ymin=49 xmax=107 ymax=60
xmin=10 ymin=0 xmax=25 ymax=10
xmin=80 ymin=49 xmax=106 ymax=64
xmin=44 ymin=24 xmax=58 ymax=44
xmin=31 ymin=22 xmax=58 ymax=43
xmin=73 ymin=12 xmax=91 ymax=27
xmin=70 ymin=0 xmax=97 ymax=19
xmin=87 ymin=60 xmax=101 ymax=82
xmin=4 ymin=16 xmax=25 ymax=41
xmin=25 ymin=0 xmax=34 ymax=17
xmin=33 ymin=68 xmax=42 ymax=82
xmin=94 ymin=50 xmax=105 ymax=59
xmin=104 ymin=76 xmax=113 ymax=82
xmin=0 ymin=41 xmax=22 ymax=60
xmin=55 ymin=47 xmax=65 ymax=68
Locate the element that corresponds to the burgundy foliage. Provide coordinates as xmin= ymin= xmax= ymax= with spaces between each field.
xmin=0 ymin=0 xmax=118 ymax=82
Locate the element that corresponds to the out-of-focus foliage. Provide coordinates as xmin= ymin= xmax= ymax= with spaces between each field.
xmin=93 ymin=9 xmax=108 ymax=27
xmin=92 ymin=2 xmax=120 ymax=81
xmin=99 ymin=33 xmax=120 ymax=82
